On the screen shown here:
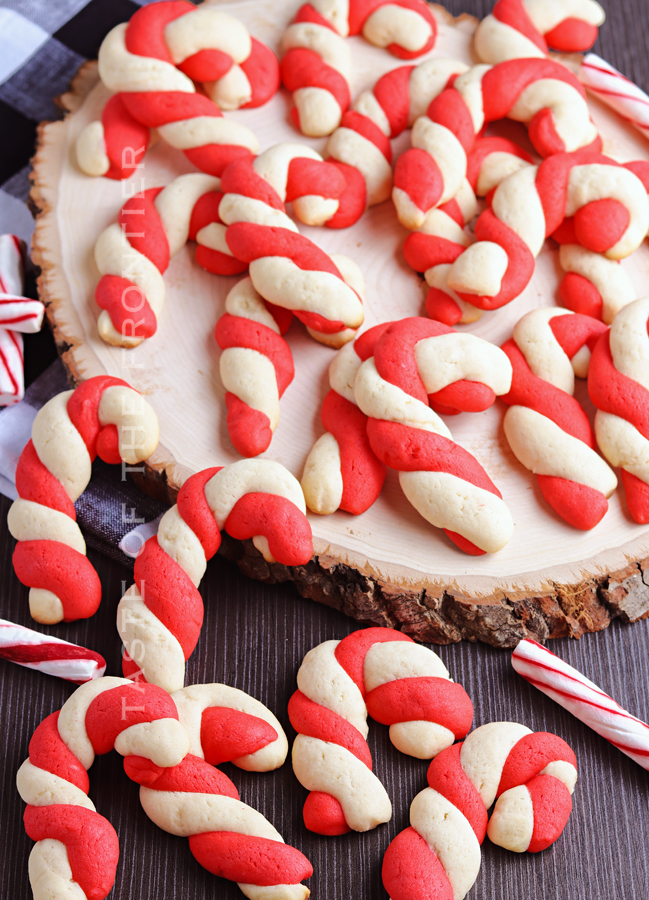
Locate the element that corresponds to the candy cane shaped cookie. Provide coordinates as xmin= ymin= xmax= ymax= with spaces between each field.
xmin=0 ymin=234 xmax=44 ymax=405
xmin=215 ymin=278 xmax=295 ymax=458
xmin=76 ymin=1 xmax=279 ymax=180
xmin=117 ymin=459 xmax=313 ymax=694
xmin=218 ymin=150 xmax=364 ymax=347
xmin=301 ymin=323 xmax=390 ymax=516
xmin=435 ymin=150 xmax=649 ymax=324
xmin=554 ymin=160 xmax=649 ymax=323
xmin=474 ymin=0 xmax=604 ymax=66
xmin=8 ymin=377 xmax=159 ymax=624
xmin=128 ymin=685 xmax=312 ymax=899
xmin=94 ymin=172 xmax=242 ymax=348
xmin=500 ymin=307 xmax=616 ymax=529
xmin=403 ymin=136 xmax=532 ymax=325
xmin=588 ymin=297 xmax=649 ymax=523
xmin=290 ymin=627 xmax=473 ymax=836
xmin=353 ymin=317 xmax=514 ymax=554
xmin=393 ymin=58 xmax=602 ymax=231
xmin=383 ymin=722 xmax=578 ymax=900
xmin=322 ymin=57 xmax=470 ymax=227
xmin=280 ymin=0 xmax=437 ymax=138
xmin=16 ymin=676 xmax=190 ymax=900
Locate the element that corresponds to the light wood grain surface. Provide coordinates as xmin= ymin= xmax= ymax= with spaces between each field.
xmin=2 ymin=1 xmax=649 ymax=899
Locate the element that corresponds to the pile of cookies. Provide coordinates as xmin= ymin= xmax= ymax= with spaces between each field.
xmin=12 ymin=0 xmax=649 ymax=897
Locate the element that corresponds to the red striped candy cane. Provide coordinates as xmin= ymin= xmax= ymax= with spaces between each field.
xmin=513 ymin=639 xmax=649 ymax=771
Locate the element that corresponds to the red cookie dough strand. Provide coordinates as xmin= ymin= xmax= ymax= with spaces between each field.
xmin=288 ymin=690 xmax=373 ymax=767
xmin=200 ymin=707 xmax=278 ymax=767
xmin=84 ymin=684 xmax=179 ymax=754
xmin=224 ymin=493 xmax=313 ymax=566
xmin=497 ymin=732 xmax=577 ymax=796
xmin=29 ymin=712 xmax=89 ymax=792
xmin=489 ymin=0 xmax=548 ymax=53
xmin=383 ymin=826 xmax=455 ymax=900
xmin=24 ymin=805 xmax=120 ymax=900
xmin=190 ymin=832 xmax=314 ymax=886
xmin=134 ymin=536 xmax=204 ymax=660
xmin=500 ymin=341 xmax=596 ymax=445
xmin=15 ymin=440 xmax=75 ymax=518
xmin=12 ymin=541 xmax=102 ymax=623
xmin=426 ymin=742 xmax=488 ymax=841
xmin=366 ymin=677 xmax=474 ymax=737
xmin=526 ymin=775 xmax=573 ymax=852
xmin=334 ymin=626 xmax=413 ymax=697
xmin=176 ymin=466 xmax=223 ymax=559
xmin=320 ymin=390 xmax=387 ymax=513
xmin=589 ymin=331 xmax=649 ymax=442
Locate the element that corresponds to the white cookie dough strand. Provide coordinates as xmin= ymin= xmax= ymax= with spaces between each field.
xmin=559 ymin=245 xmax=636 ymax=324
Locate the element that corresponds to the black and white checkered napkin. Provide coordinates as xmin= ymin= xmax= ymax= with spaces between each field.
xmin=0 ymin=0 xmax=169 ymax=564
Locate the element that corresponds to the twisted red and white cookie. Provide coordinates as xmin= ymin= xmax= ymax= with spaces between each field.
xmin=427 ymin=150 xmax=649 ymax=325
xmin=18 ymin=678 xmax=312 ymax=900
xmin=290 ymin=627 xmax=473 ymax=836
xmin=280 ymin=0 xmax=437 ymax=137
xmin=95 ymin=148 xmax=363 ymax=349
xmin=76 ymin=1 xmax=279 ymax=179
xmin=393 ymin=59 xmax=602 ymax=231
xmin=352 ymin=318 xmax=515 ymax=554
xmin=117 ymin=459 xmax=313 ymax=693
xmin=474 ymin=0 xmax=604 ymax=65
xmin=8 ymin=376 xmax=158 ymax=624
xmin=403 ymin=136 xmax=532 ymax=325
xmin=588 ymin=297 xmax=649 ymax=523
xmin=500 ymin=307 xmax=616 ymax=529
xmin=16 ymin=676 xmax=190 ymax=900
xmin=301 ymin=323 xmax=389 ymax=515
xmin=130 ymin=684 xmax=312 ymax=899
xmin=383 ymin=722 xmax=578 ymax=900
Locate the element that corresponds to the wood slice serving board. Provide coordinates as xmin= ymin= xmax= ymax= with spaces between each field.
xmin=30 ymin=0 xmax=649 ymax=646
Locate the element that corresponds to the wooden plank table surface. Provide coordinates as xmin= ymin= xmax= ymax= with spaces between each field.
xmin=1 ymin=1 xmax=649 ymax=898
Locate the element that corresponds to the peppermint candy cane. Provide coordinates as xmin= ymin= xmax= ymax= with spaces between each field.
xmin=580 ymin=54 xmax=649 ymax=143
xmin=16 ymin=676 xmax=190 ymax=900
xmin=280 ymin=0 xmax=437 ymax=138
xmin=403 ymin=136 xmax=532 ymax=326
xmin=0 ymin=618 xmax=106 ymax=683
xmin=588 ymin=297 xmax=649 ymax=523
xmin=128 ymin=683 xmax=312 ymax=899
xmin=500 ymin=307 xmax=616 ymax=529
xmin=0 ymin=235 xmax=44 ymax=405
xmin=117 ymin=459 xmax=313 ymax=694
xmin=393 ymin=58 xmax=601 ymax=231
xmin=301 ymin=323 xmax=389 ymax=516
xmin=383 ymin=721 xmax=577 ymax=900
xmin=475 ymin=0 xmax=604 ymax=66
xmin=432 ymin=150 xmax=649 ymax=324
xmin=290 ymin=627 xmax=474 ymax=836
xmin=76 ymin=1 xmax=279 ymax=180
xmin=353 ymin=317 xmax=514 ymax=555
xmin=8 ymin=376 xmax=159 ymax=624
xmin=513 ymin=638 xmax=649 ymax=772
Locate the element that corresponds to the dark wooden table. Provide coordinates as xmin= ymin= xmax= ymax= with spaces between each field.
xmin=2 ymin=2 xmax=649 ymax=898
